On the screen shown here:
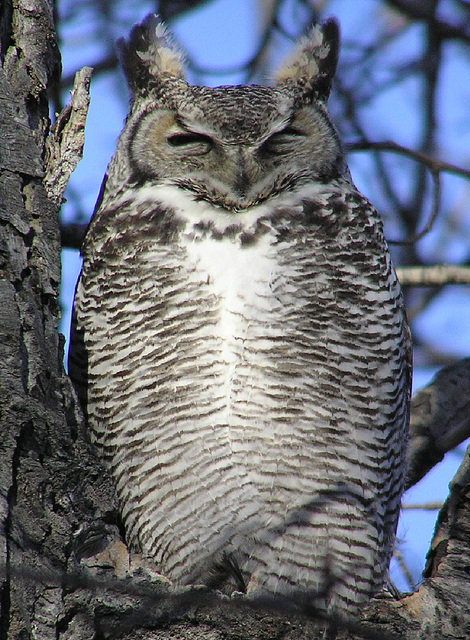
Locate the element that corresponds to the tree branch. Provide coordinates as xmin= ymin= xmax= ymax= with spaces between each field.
xmin=402 ymin=502 xmax=443 ymax=510
xmin=406 ymin=358 xmax=470 ymax=490
xmin=44 ymin=66 xmax=93 ymax=204
xmin=60 ymin=221 xmax=87 ymax=250
xmin=385 ymin=0 xmax=470 ymax=44
xmin=396 ymin=265 xmax=470 ymax=286
xmin=347 ymin=140 xmax=470 ymax=182
xmin=347 ymin=140 xmax=470 ymax=245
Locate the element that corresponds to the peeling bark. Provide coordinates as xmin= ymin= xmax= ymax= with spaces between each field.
xmin=0 ymin=2 xmax=118 ymax=638
xmin=44 ymin=66 xmax=92 ymax=205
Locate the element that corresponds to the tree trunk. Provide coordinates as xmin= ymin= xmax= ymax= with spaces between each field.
xmin=1 ymin=2 xmax=469 ymax=639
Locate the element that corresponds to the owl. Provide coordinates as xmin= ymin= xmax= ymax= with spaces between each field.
xmin=69 ymin=15 xmax=411 ymax=615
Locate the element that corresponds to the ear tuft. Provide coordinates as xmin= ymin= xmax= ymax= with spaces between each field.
xmin=275 ymin=18 xmax=340 ymax=102
xmin=117 ymin=14 xmax=186 ymax=94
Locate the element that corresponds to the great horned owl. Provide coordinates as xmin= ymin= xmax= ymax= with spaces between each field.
xmin=69 ymin=15 xmax=411 ymax=614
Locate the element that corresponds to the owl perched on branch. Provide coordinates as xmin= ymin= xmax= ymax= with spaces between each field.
xmin=69 ymin=14 xmax=411 ymax=615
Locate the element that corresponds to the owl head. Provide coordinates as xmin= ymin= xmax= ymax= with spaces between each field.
xmin=101 ymin=14 xmax=347 ymax=212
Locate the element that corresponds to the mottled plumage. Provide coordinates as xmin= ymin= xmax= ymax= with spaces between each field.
xmin=69 ymin=15 xmax=411 ymax=614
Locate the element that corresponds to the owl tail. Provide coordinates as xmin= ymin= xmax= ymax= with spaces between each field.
xmin=205 ymin=551 xmax=247 ymax=594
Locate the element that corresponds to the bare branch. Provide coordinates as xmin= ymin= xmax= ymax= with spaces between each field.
xmin=389 ymin=169 xmax=440 ymax=245
xmin=385 ymin=0 xmax=470 ymax=44
xmin=60 ymin=222 xmax=87 ymax=250
xmin=347 ymin=141 xmax=470 ymax=181
xmin=396 ymin=265 xmax=470 ymax=287
xmin=406 ymin=358 xmax=470 ymax=490
xmin=159 ymin=0 xmax=214 ymax=22
xmin=348 ymin=140 xmax=470 ymax=244
xmin=393 ymin=548 xmax=417 ymax=591
xmin=402 ymin=502 xmax=443 ymax=510
xmin=44 ymin=67 xmax=93 ymax=204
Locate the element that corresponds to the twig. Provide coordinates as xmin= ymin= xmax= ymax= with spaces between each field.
xmin=347 ymin=140 xmax=470 ymax=245
xmin=385 ymin=0 xmax=470 ymax=45
xmin=402 ymin=502 xmax=443 ymax=511
xmin=393 ymin=548 xmax=417 ymax=592
xmin=347 ymin=141 xmax=470 ymax=181
xmin=396 ymin=265 xmax=470 ymax=286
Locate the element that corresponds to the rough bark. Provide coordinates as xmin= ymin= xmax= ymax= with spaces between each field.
xmin=0 ymin=2 xmax=119 ymax=638
xmin=1 ymin=2 xmax=470 ymax=639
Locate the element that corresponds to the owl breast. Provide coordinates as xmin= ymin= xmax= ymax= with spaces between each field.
xmin=74 ymin=181 xmax=409 ymax=611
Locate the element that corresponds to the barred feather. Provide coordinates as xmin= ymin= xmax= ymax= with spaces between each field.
xmin=70 ymin=181 xmax=410 ymax=612
xmin=69 ymin=15 xmax=410 ymax=616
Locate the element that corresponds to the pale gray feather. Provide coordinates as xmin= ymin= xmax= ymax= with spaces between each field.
xmin=69 ymin=15 xmax=411 ymax=615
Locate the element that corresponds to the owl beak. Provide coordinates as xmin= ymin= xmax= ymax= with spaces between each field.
xmin=233 ymin=168 xmax=250 ymax=198
xmin=232 ymin=148 xmax=255 ymax=199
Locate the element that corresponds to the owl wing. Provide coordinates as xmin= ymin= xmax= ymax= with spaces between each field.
xmin=68 ymin=285 xmax=89 ymax=416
